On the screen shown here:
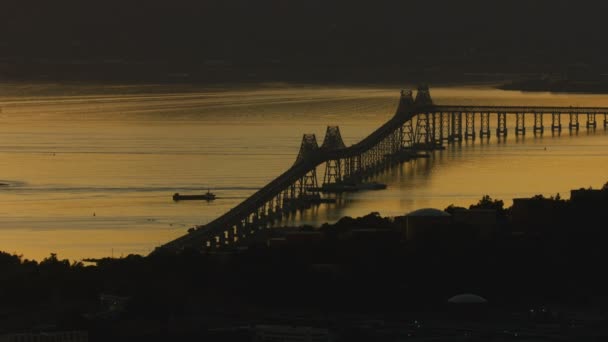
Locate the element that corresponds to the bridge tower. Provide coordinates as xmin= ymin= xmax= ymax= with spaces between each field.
xmin=586 ymin=113 xmax=597 ymax=129
xmin=464 ymin=112 xmax=476 ymax=140
xmin=479 ymin=112 xmax=491 ymax=138
xmin=496 ymin=112 xmax=507 ymax=137
xmin=569 ymin=113 xmax=580 ymax=131
xmin=515 ymin=113 xmax=526 ymax=135
xmin=321 ymin=126 xmax=347 ymax=184
xmin=295 ymin=133 xmax=320 ymax=164
xmin=533 ymin=112 xmax=544 ymax=134
xmin=414 ymin=85 xmax=433 ymax=107
xmin=551 ymin=112 xmax=562 ymax=132
xmin=294 ymin=133 xmax=320 ymax=196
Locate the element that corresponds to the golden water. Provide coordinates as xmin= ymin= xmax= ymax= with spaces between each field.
xmin=1 ymin=84 xmax=607 ymax=260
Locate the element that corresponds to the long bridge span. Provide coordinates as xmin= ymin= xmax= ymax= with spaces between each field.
xmin=159 ymin=86 xmax=608 ymax=252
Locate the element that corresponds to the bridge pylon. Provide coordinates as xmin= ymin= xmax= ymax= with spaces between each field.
xmin=300 ymin=168 xmax=319 ymax=196
xmin=321 ymin=126 xmax=347 ymax=150
xmin=551 ymin=112 xmax=562 ymax=132
xmin=415 ymin=112 xmax=432 ymax=147
xmin=533 ymin=112 xmax=544 ymax=134
xmin=480 ymin=112 xmax=491 ymax=138
xmin=295 ymin=134 xmax=320 ymax=164
xmin=439 ymin=112 xmax=450 ymax=143
xmin=569 ymin=113 xmax=580 ymax=131
xmin=414 ymin=85 xmax=433 ymax=108
xmin=464 ymin=112 xmax=476 ymax=140
xmin=321 ymin=126 xmax=346 ymax=185
xmin=515 ymin=113 xmax=526 ymax=135
xmin=449 ymin=112 xmax=463 ymax=142
xmin=323 ymin=159 xmax=342 ymax=184
xmin=393 ymin=89 xmax=415 ymax=119
xmin=586 ymin=113 xmax=597 ymax=129
xmin=496 ymin=112 xmax=507 ymax=137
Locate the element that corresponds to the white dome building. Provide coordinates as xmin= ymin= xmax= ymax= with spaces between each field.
xmin=406 ymin=208 xmax=452 ymax=217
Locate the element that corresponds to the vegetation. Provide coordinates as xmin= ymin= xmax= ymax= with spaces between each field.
xmin=1 ymin=184 xmax=607 ymax=338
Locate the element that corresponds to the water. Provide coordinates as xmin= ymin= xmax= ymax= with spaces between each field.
xmin=1 ymin=83 xmax=607 ymax=261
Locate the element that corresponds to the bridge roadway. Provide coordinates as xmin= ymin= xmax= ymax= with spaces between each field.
xmin=162 ymin=93 xmax=418 ymax=251
xmin=433 ymin=105 xmax=608 ymax=114
xmin=160 ymin=96 xmax=608 ymax=252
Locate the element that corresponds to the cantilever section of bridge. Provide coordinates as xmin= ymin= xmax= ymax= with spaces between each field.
xmin=158 ymin=86 xmax=608 ymax=253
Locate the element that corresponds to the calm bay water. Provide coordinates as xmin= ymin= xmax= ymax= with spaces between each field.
xmin=1 ymin=84 xmax=607 ymax=261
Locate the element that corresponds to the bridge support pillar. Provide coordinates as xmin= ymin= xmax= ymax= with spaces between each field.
xmin=401 ymin=119 xmax=415 ymax=149
xmin=464 ymin=112 xmax=476 ymax=140
xmin=301 ymin=169 xmax=319 ymax=196
xmin=323 ymin=159 xmax=342 ymax=185
xmin=551 ymin=113 xmax=562 ymax=132
xmin=415 ymin=112 xmax=432 ymax=147
xmin=586 ymin=113 xmax=597 ymax=129
xmin=496 ymin=112 xmax=507 ymax=137
xmin=604 ymin=114 xmax=608 ymax=128
xmin=515 ymin=113 xmax=526 ymax=135
xmin=439 ymin=112 xmax=450 ymax=143
xmin=533 ymin=112 xmax=544 ymax=134
xmin=449 ymin=112 xmax=462 ymax=142
xmin=569 ymin=113 xmax=580 ymax=131
xmin=479 ymin=112 xmax=491 ymax=138
xmin=432 ymin=112 xmax=443 ymax=146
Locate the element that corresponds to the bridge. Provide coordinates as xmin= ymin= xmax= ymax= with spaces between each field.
xmin=159 ymin=86 xmax=608 ymax=252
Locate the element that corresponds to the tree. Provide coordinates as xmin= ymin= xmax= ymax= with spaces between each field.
xmin=470 ymin=195 xmax=504 ymax=212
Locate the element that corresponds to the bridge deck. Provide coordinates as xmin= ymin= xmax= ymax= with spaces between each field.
xmin=433 ymin=105 xmax=608 ymax=114
xmin=162 ymin=96 xmax=415 ymax=250
xmin=160 ymin=98 xmax=608 ymax=252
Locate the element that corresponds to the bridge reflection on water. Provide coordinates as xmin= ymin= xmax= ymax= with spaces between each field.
xmin=160 ymin=86 xmax=608 ymax=252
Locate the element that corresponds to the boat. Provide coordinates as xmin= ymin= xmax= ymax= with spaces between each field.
xmin=173 ymin=190 xmax=216 ymax=201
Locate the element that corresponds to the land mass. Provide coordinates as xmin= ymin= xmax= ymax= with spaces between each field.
xmin=1 ymin=182 xmax=608 ymax=340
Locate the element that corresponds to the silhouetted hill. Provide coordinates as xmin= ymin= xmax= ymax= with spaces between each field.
xmin=2 ymin=0 xmax=608 ymax=82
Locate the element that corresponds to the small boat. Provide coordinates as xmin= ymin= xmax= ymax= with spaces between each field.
xmin=173 ymin=190 xmax=216 ymax=201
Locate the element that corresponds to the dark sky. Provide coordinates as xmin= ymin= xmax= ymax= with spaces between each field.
xmin=1 ymin=0 xmax=607 ymax=78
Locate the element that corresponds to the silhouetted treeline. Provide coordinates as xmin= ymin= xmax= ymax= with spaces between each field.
xmin=2 ymin=1 xmax=608 ymax=82
xmin=2 ymin=184 xmax=608 ymax=339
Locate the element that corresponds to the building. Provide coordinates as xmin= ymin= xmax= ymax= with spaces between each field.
xmin=451 ymin=208 xmax=497 ymax=239
xmin=570 ymin=188 xmax=607 ymax=203
xmin=401 ymin=208 xmax=452 ymax=241
xmin=510 ymin=197 xmax=564 ymax=233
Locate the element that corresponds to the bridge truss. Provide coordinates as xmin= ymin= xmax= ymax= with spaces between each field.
xmin=159 ymin=86 xmax=608 ymax=253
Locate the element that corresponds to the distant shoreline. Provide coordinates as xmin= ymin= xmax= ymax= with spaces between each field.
xmin=498 ymin=78 xmax=608 ymax=94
